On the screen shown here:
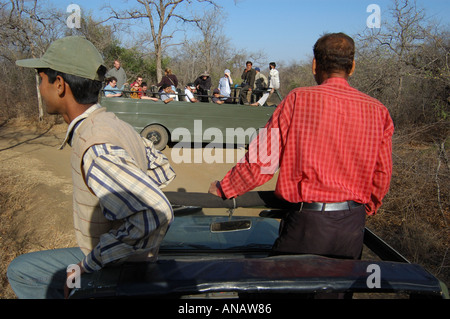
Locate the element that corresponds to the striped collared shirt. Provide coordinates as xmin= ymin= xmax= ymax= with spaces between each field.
xmin=63 ymin=104 xmax=176 ymax=272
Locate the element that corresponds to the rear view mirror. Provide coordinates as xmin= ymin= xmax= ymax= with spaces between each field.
xmin=210 ymin=220 xmax=252 ymax=233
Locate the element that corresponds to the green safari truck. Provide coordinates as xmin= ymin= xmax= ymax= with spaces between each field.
xmin=100 ymin=97 xmax=278 ymax=151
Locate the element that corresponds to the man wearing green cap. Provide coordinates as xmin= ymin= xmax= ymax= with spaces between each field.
xmin=7 ymin=36 xmax=176 ymax=299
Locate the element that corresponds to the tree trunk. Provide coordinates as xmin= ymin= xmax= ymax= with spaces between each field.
xmin=156 ymin=45 xmax=163 ymax=83
xmin=35 ymin=72 xmax=43 ymax=121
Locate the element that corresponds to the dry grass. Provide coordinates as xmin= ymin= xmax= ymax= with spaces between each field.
xmin=0 ymin=119 xmax=75 ymax=298
xmin=367 ymin=130 xmax=450 ymax=286
xmin=0 ymin=172 xmax=39 ymax=298
xmin=0 ymin=171 xmax=75 ymax=298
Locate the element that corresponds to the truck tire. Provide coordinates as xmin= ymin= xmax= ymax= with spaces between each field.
xmin=141 ymin=124 xmax=169 ymax=151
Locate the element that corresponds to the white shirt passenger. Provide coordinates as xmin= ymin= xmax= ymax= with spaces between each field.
xmin=184 ymin=88 xmax=195 ymax=102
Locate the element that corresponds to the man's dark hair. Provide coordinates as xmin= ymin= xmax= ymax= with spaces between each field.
xmin=269 ymin=62 xmax=276 ymax=68
xmin=38 ymin=66 xmax=107 ymax=104
xmin=313 ymin=33 xmax=355 ymax=75
xmin=107 ymin=76 xmax=118 ymax=83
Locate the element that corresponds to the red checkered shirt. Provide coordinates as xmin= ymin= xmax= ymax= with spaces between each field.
xmin=219 ymin=77 xmax=394 ymax=215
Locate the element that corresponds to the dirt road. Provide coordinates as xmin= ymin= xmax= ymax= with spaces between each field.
xmin=0 ymin=120 xmax=276 ymax=298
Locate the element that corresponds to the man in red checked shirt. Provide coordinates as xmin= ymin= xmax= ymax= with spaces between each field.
xmin=209 ymin=33 xmax=394 ymax=260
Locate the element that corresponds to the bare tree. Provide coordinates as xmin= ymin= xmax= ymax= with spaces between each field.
xmin=357 ymin=0 xmax=431 ymax=119
xmin=193 ymin=8 xmax=226 ymax=74
xmin=105 ymin=0 xmax=217 ymax=82
xmin=171 ymin=21 xmax=266 ymax=89
xmin=65 ymin=15 xmax=116 ymax=56
xmin=0 ymin=0 xmax=63 ymax=120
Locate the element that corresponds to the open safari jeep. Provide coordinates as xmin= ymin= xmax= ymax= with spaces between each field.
xmin=100 ymin=88 xmax=280 ymax=151
xmin=69 ymin=191 xmax=449 ymax=299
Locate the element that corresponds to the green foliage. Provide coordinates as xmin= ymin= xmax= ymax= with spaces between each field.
xmin=434 ymin=101 xmax=449 ymax=121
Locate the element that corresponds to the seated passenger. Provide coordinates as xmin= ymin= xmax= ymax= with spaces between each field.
xmin=251 ymin=62 xmax=280 ymax=107
xmin=194 ymin=72 xmax=211 ymax=102
xmin=212 ymin=89 xmax=232 ymax=105
xmin=104 ymin=77 xmax=123 ymax=98
xmin=130 ymin=81 xmax=142 ymax=99
xmin=160 ymin=84 xmax=175 ymax=104
xmin=218 ymin=69 xmax=234 ymax=103
xmin=184 ymin=84 xmax=199 ymax=103
xmin=141 ymin=82 xmax=158 ymax=101
xmin=254 ymin=67 xmax=268 ymax=100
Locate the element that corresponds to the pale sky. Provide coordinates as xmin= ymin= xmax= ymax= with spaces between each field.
xmin=53 ymin=0 xmax=450 ymax=63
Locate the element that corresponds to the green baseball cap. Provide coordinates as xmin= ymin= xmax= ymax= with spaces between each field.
xmin=16 ymin=36 xmax=105 ymax=81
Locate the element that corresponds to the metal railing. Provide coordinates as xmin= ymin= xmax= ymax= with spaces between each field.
xmin=102 ymin=86 xmax=283 ymax=106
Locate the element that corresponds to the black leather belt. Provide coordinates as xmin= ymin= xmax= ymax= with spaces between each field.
xmin=300 ymin=201 xmax=363 ymax=212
